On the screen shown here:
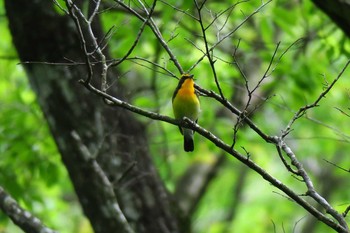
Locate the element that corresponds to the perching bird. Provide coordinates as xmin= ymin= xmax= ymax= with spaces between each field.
xmin=172 ymin=74 xmax=200 ymax=152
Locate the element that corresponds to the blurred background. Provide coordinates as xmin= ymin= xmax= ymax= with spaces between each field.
xmin=0 ymin=0 xmax=349 ymax=232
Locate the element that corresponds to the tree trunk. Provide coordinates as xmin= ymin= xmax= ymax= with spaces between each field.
xmin=5 ymin=1 xmax=185 ymax=232
xmin=312 ymin=0 xmax=350 ymax=38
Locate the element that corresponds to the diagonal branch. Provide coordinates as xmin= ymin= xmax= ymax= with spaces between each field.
xmin=80 ymin=80 xmax=348 ymax=233
xmin=65 ymin=0 xmax=108 ymax=91
xmin=70 ymin=131 xmax=135 ymax=233
xmin=65 ymin=0 xmax=95 ymax=85
xmin=63 ymin=1 xmax=349 ymax=231
xmin=274 ymin=60 xmax=350 ymax=231
xmin=0 ymin=186 xmax=58 ymax=233
xmin=278 ymin=140 xmax=348 ymax=230
xmin=282 ymin=60 xmax=350 ymax=137
xmin=109 ymin=0 xmax=157 ymax=68
xmin=188 ymin=0 xmax=272 ymax=72
xmin=115 ymin=0 xmax=184 ymax=74
xmin=194 ymin=0 xmax=225 ymax=99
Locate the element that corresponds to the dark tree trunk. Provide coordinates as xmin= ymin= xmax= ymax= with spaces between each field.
xmin=4 ymin=1 xmax=185 ymax=232
xmin=312 ymin=0 xmax=350 ymax=38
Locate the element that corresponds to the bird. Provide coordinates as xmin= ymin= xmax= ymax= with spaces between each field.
xmin=172 ymin=74 xmax=200 ymax=152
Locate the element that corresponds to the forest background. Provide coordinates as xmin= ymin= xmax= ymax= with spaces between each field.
xmin=0 ymin=0 xmax=350 ymax=233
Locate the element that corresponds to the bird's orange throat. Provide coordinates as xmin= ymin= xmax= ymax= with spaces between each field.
xmin=178 ymin=78 xmax=195 ymax=95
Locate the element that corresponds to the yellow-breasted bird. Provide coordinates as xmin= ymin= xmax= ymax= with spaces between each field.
xmin=172 ymin=74 xmax=200 ymax=152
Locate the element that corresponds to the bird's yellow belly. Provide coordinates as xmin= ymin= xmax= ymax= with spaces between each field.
xmin=172 ymin=91 xmax=200 ymax=121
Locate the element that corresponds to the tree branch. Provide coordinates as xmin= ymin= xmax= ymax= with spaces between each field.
xmin=81 ymin=79 xmax=348 ymax=232
xmin=65 ymin=0 xmax=108 ymax=91
xmin=109 ymin=0 xmax=157 ymax=68
xmin=61 ymin=1 xmax=349 ymax=231
xmin=0 ymin=186 xmax=57 ymax=233
xmin=275 ymin=60 xmax=350 ymax=231
xmin=6 ymin=0 xmax=183 ymax=232
xmin=70 ymin=131 xmax=134 ymax=233
xmin=188 ymin=0 xmax=272 ymax=73
xmin=282 ymin=60 xmax=350 ymax=137
xmin=115 ymin=0 xmax=184 ymax=74
xmin=194 ymin=0 xmax=225 ymax=99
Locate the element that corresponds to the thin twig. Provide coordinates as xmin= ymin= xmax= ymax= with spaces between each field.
xmin=65 ymin=0 xmax=94 ymax=84
xmin=188 ymin=0 xmax=272 ymax=72
xmin=343 ymin=205 xmax=350 ymax=217
xmin=115 ymin=0 xmax=184 ymax=74
xmin=66 ymin=0 xmax=109 ymax=91
xmin=109 ymin=0 xmax=157 ymax=68
xmin=158 ymin=0 xmax=198 ymax=20
xmin=126 ymin=57 xmax=177 ymax=77
xmin=194 ymin=0 xmax=224 ymax=98
xmin=323 ymin=159 xmax=350 ymax=173
xmin=277 ymin=60 xmax=350 ymax=227
xmin=81 ymin=79 xmax=348 ymax=232
xmin=283 ymin=60 xmax=350 ymax=137
xmin=231 ymin=40 xmax=281 ymax=147
xmin=205 ymin=1 xmax=248 ymax=32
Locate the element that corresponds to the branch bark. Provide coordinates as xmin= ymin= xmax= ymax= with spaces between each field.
xmin=4 ymin=1 xmax=184 ymax=232
xmin=80 ymin=72 xmax=349 ymax=232
xmin=0 ymin=186 xmax=57 ymax=233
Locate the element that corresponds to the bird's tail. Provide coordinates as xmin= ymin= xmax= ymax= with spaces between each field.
xmin=183 ymin=129 xmax=194 ymax=152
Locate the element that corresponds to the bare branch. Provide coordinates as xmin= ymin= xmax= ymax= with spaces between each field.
xmin=62 ymin=1 xmax=349 ymax=231
xmin=274 ymin=59 xmax=350 ymax=229
xmin=265 ymin=57 xmax=350 ymax=229
xmin=158 ymin=0 xmax=198 ymax=20
xmin=276 ymin=143 xmax=300 ymax=175
xmin=80 ymin=80 xmax=348 ymax=232
xmin=334 ymin=106 xmax=350 ymax=118
xmin=188 ymin=0 xmax=272 ymax=72
xmin=343 ymin=205 xmax=350 ymax=217
xmin=65 ymin=0 xmax=109 ymax=91
xmin=283 ymin=60 xmax=350 ymax=136
xmin=196 ymin=59 xmax=350 ymax=231
xmin=109 ymin=0 xmax=157 ymax=68
xmin=126 ymin=56 xmax=177 ymax=77
xmin=0 ymin=186 xmax=58 ymax=233
xmin=195 ymin=84 xmax=276 ymax=143
xmin=250 ymin=42 xmax=281 ymax=95
xmin=70 ymin=131 xmax=135 ymax=233
xmin=88 ymin=0 xmax=101 ymax=23
xmin=231 ymin=41 xmax=281 ymax=147
xmin=277 ymin=139 xmax=348 ymax=231
xmin=52 ymin=0 xmax=68 ymax=14
xmin=115 ymin=0 xmax=184 ymax=74
xmin=323 ymin=159 xmax=350 ymax=173
xmin=194 ymin=0 xmax=225 ymax=98
xmin=65 ymin=0 xmax=95 ymax=84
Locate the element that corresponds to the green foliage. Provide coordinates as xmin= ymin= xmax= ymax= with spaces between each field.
xmin=0 ymin=6 xmax=92 ymax=233
xmin=104 ymin=0 xmax=350 ymax=232
xmin=1 ymin=0 xmax=350 ymax=232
